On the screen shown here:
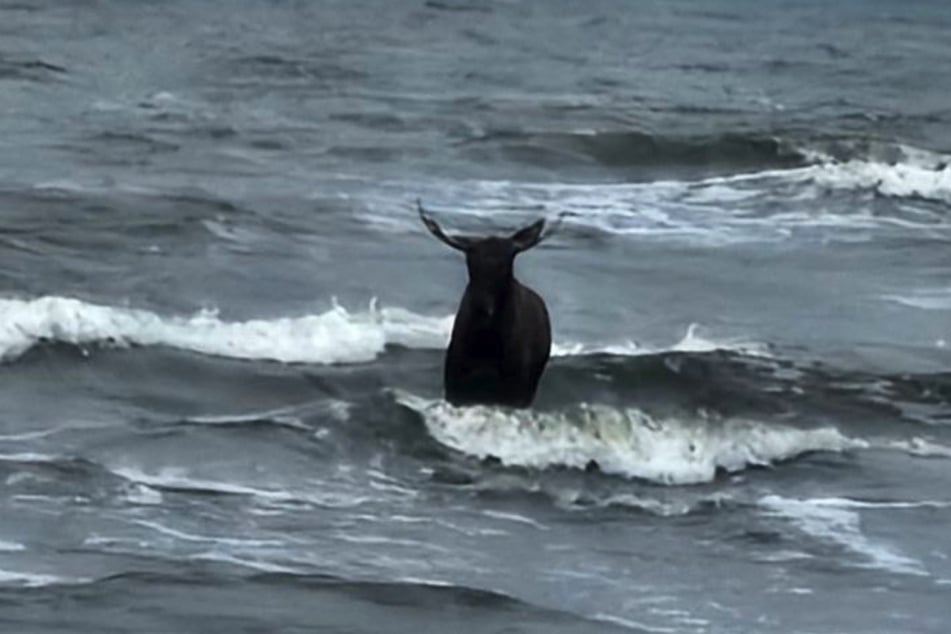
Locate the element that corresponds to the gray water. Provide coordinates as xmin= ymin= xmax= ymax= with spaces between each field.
xmin=1 ymin=1 xmax=950 ymax=632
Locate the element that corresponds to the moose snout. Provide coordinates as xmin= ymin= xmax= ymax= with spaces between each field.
xmin=474 ymin=300 xmax=495 ymax=321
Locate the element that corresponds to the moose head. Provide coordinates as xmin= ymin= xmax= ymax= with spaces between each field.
xmin=418 ymin=200 xmax=547 ymax=323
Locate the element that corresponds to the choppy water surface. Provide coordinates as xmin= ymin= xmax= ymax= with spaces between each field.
xmin=2 ymin=1 xmax=950 ymax=632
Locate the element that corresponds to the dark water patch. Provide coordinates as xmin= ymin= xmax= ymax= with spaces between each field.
xmin=460 ymin=27 xmax=498 ymax=47
xmin=672 ymin=62 xmax=731 ymax=73
xmin=817 ymin=42 xmax=851 ymax=59
xmin=221 ymin=53 xmax=367 ymax=86
xmin=674 ymin=6 xmax=745 ymax=22
xmin=0 ymin=567 xmax=633 ymax=634
xmin=0 ymin=454 xmax=130 ymax=504
xmin=540 ymin=350 xmax=951 ymax=432
xmin=424 ymin=0 xmax=493 ymax=14
xmin=0 ymin=185 xmax=255 ymax=244
xmin=350 ymin=390 xmax=454 ymax=465
xmin=88 ymin=131 xmax=177 ymax=150
xmin=460 ymin=129 xmax=809 ymax=178
xmin=674 ymin=62 xmax=731 ymax=73
xmin=182 ymin=124 xmax=238 ymax=140
xmin=0 ymin=2 xmax=42 ymax=11
xmin=245 ymin=136 xmax=288 ymax=151
xmin=327 ymin=145 xmax=409 ymax=163
xmin=762 ymin=57 xmax=817 ymax=72
xmin=39 ymin=344 xmax=337 ymax=418
xmin=652 ymin=103 xmax=749 ymax=116
xmin=59 ymin=131 xmax=180 ymax=166
xmin=329 ymin=110 xmax=412 ymax=133
xmin=0 ymin=54 xmax=66 ymax=82
xmin=431 ymin=453 xmax=742 ymax=517
xmin=537 ymin=351 xmax=793 ymax=417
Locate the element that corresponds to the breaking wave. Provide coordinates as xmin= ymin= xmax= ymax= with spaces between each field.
xmin=394 ymin=391 xmax=862 ymax=485
xmin=810 ymin=156 xmax=951 ymax=205
xmin=0 ymin=295 xmax=766 ymax=365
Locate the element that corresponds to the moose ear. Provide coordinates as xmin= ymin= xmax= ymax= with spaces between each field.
xmin=417 ymin=199 xmax=473 ymax=251
xmin=510 ymin=219 xmax=546 ymax=253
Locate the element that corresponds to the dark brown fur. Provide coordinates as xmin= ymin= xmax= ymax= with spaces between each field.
xmin=418 ymin=200 xmax=552 ymax=408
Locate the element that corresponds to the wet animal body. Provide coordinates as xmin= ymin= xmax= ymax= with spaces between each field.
xmin=418 ymin=201 xmax=553 ymax=408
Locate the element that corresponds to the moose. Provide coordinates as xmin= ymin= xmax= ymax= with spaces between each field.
xmin=418 ymin=200 xmax=554 ymax=408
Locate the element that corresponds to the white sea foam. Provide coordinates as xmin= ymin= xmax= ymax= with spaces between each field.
xmin=551 ymin=323 xmax=770 ymax=359
xmin=395 ymin=391 xmax=861 ymax=485
xmin=0 ymin=295 xmax=389 ymax=364
xmin=810 ymin=158 xmax=951 ymax=204
xmin=0 ymin=295 xmax=764 ymax=365
xmin=759 ymin=495 xmax=929 ymax=576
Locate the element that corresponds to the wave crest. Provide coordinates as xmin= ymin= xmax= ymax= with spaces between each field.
xmin=0 ymin=295 xmax=448 ymax=365
xmin=0 ymin=295 xmax=763 ymax=365
xmin=395 ymin=391 xmax=861 ymax=485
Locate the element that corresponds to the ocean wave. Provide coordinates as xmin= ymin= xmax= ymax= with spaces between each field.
xmin=464 ymin=129 xmax=807 ymax=173
xmin=394 ymin=391 xmax=862 ymax=485
xmin=0 ymin=295 xmax=764 ymax=365
xmin=0 ymin=295 xmax=416 ymax=365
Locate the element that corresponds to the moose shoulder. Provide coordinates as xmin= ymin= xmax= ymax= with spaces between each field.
xmin=418 ymin=200 xmax=553 ymax=408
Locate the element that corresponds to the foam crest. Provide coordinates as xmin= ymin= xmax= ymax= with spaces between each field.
xmin=811 ymin=158 xmax=951 ymax=204
xmin=0 ymin=296 xmax=764 ymax=365
xmin=0 ymin=295 xmax=433 ymax=364
xmin=551 ymin=324 xmax=769 ymax=358
xmin=395 ymin=391 xmax=860 ymax=485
